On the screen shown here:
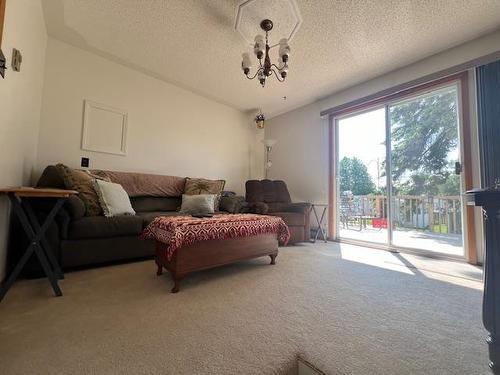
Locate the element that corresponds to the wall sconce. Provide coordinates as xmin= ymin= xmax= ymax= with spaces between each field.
xmin=255 ymin=112 xmax=265 ymax=129
xmin=261 ymin=138 xmax=277 ymax=179
xmin=11 ymin=48 xmax=21 ymax=72
xmin=0 ymin=0 xmax=6 ymax=78
xmin=0 ymin=48 xmax=5 ymax=78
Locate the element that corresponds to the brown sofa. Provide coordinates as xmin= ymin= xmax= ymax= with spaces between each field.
xmin=245 ymin=180 xmax=311 ymax=243
xmin=9 ymin=166 xmax=244 ymax=277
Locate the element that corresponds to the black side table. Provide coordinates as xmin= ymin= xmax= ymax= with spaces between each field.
xmin=310 ymin=203 xmax=328 ymax=243
xmin=466 ymin=188 xmax=500 ymax=374
xmin=0 ymin=187 xmax=77 ymax=302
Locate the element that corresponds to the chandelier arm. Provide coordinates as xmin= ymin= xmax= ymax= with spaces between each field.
xmin=271 ymin=63 xmax=285 ymax=72
xmin=246 ymin=68 xmax=263 ymax=80
xmin=271 ymin=68 xmax=285 ymax=82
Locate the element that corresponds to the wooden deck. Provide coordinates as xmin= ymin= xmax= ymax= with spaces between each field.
xmin=339 ymin=227 xmax=463 ymax=257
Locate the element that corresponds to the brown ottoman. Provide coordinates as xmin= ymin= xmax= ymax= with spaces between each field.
xmin=142 ymin=214 xmax=290 ymax=292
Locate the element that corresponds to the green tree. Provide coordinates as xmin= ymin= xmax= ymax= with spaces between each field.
xmin=388 ymin=89 xmax=459 ymax=195
xmin=339 ymin=157 xmax=376 ymax=195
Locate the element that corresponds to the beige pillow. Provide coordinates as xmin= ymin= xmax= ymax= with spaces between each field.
xmin=180 ymin=194 xmax=216 ymax=215
xmin=184 ymin=177 xmax=225 ymax=210
xmin=56 ymin=164 xmax=104 ymax=216
xmin=93 ymin=179 xmax=135 ymax=217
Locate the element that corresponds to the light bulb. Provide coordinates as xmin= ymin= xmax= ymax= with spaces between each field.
xmin=241 ymin=53 xmax=252 ymax=75
xmin=278 ymin=59 xmax=288 ymax=79
xmin=254 ymin=35 xmax=265 ymax=59
xmin=279 ymin=38 xmax=290 ymax=63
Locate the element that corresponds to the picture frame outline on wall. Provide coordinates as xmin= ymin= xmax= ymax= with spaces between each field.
xmin=81 ymin=99 xmax=128 ymax=156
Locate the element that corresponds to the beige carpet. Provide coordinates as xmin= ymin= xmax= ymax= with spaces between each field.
xmin=0 ymin=242 xmax=487 ymax=375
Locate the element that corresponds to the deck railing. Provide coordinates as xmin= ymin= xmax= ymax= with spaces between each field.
xmin=340 ymin=194 xmax=462 ymax=234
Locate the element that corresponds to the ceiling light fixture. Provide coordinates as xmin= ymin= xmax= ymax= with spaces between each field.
xmin=255 ymin=111 xmax=265 ymax=129
xmin=240 ymin=19 xmax=290 ymax=87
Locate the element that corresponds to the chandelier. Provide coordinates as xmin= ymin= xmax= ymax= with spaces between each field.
xmin=240 ymin=19 xmax=290 ymax=87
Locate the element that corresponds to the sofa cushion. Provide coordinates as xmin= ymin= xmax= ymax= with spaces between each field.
xmin=131 ymin=196 xmax=181 ymax=212
xmin=93 ymin=179 xmax=136 ymax=217
xmin=94 ymin=170 xmax=186 ymax=197
xmin=136 ymin=211 xmax=183 ymax=227
xmin=270 ymin=212 xmax=306 ymax=226
xmin=68 ymin=216 xmax=144 ymax=240
xmin=56 ymin=164 xmax=104 ymax=216
xmin=184 ymin=177 xmax=225 ymax=210
xmin=184 ymin=177 xmax=225 ymax=195
xmin=245 ymin=180 xmax=292 ymax=204
xmin=180 ymin=194 xmax=216 ymax=215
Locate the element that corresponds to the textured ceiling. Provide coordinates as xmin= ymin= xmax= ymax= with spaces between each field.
xmin=42 ymin=0 xmax=500 ymax=117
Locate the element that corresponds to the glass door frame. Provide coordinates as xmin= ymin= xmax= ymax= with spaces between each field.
xmin=328 ymin=71 xmax=477 ymax=262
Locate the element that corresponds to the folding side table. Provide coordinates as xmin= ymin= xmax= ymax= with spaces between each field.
xmin=310 ymin=203 xmax=328 ymax=243
xmin=0 ymin=187 xmax=77 ymax=302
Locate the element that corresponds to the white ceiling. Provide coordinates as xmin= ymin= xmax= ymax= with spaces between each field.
xmin=42 ymin=0 xmax=500 ymax=117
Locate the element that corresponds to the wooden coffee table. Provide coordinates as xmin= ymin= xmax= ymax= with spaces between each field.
xmin=155 ymin=233 xmax=278 ymax=293
xmin=143 ymin=214 xmax=289 ymax=293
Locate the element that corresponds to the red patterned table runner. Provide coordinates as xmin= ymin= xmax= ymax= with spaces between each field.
xmin=142 ymin=214 xmax=290 ymax=260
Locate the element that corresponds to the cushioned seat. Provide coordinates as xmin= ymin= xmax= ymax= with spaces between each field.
xmin=270 ymin=212 xmax=306 ymax=226
xmin=68 ymin=215 xmax=144 ymax=240
xmin=136 ymin=211 xmax=183 ymax=227
xmin=245 ymin=180 xmax=311 ymax=243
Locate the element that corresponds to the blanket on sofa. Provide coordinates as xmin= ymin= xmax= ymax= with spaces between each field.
xmin=141 ymin=214 xmax=290 ymax=260
xmin=92 ymin=170 xmax=186 ymax=197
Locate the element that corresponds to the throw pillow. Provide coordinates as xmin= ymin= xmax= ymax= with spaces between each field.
xmin=93 ymin=179 xmax=136 ymax=217
xmin=219 ymin=195 xmax=245 ymax=213
xmin=180 ymin=194 xmax=216 ymax=215
xmin=56 ymin=164 xmax=103 ymax=216
xmin=184 ymin=177 xmax=225 ymax=210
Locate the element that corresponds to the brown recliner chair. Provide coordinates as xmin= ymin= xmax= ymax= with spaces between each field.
xmin=245 ymin=180 xmax=311 ymax=244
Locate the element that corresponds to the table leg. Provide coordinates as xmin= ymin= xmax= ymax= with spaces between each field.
xmin=32 ymin=243 xmax=62 ymax=297
xmin=311 ymin=205 xmax=320 ymax=243
xmin=316 ymin=206 xmax=328 ymax=243
xmin=312 ymin=206 xmax=328 ymax=243
xmin=0 ymin=194 xmax=63 ymax=301
xmin=22 ymin=198 xmax=64 ymax=279
xmin=0 ymin=243 xmax=36 ymax=302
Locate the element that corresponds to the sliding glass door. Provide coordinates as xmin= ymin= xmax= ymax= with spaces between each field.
xmin=388 ymin=86 xmax=463 ymax=256
xmin=337 ymin=107 xmax=388 ymax=244
xmin=335 ymin=81 xmax=465 ymax=258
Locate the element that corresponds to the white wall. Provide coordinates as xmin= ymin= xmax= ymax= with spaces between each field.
xmin=0 ymin=0 xmax=47 ymax=280
xmin=266 ymin=30 xmax=500 ymax=261
xmin=37 ymin=38 xmax=256 ymax=194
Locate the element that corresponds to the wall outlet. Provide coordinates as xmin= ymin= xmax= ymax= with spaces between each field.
xmin=81 ymin=157 xmax=89 ymax=168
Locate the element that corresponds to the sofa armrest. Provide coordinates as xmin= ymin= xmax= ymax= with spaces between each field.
xmin=285 ymin=202 xmax=312 ymax=214
xmin=28 ymin=198 xmax=72 ymax=239
xmin=64 ymin=195 xmax=86 ymax=220
xmin=54 ymin=208 xmax=71 ymax=240
xmin=242 ymin=201 xmax=269 ymax=215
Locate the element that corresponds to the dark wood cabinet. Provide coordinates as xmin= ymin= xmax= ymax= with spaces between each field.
xmin=466 ymin=189 xmax=500 ymax=374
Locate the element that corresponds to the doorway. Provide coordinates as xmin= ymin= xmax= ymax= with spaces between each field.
xmin=332 ymin=76 xmax=471 ymax=259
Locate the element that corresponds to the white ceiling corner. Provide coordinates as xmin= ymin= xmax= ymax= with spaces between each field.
xmin=42 ymin=0 xmax=500 ymax=117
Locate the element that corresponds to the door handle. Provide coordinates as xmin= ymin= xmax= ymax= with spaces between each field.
xmin=455 ymin=161 xmax=462 ymax=175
